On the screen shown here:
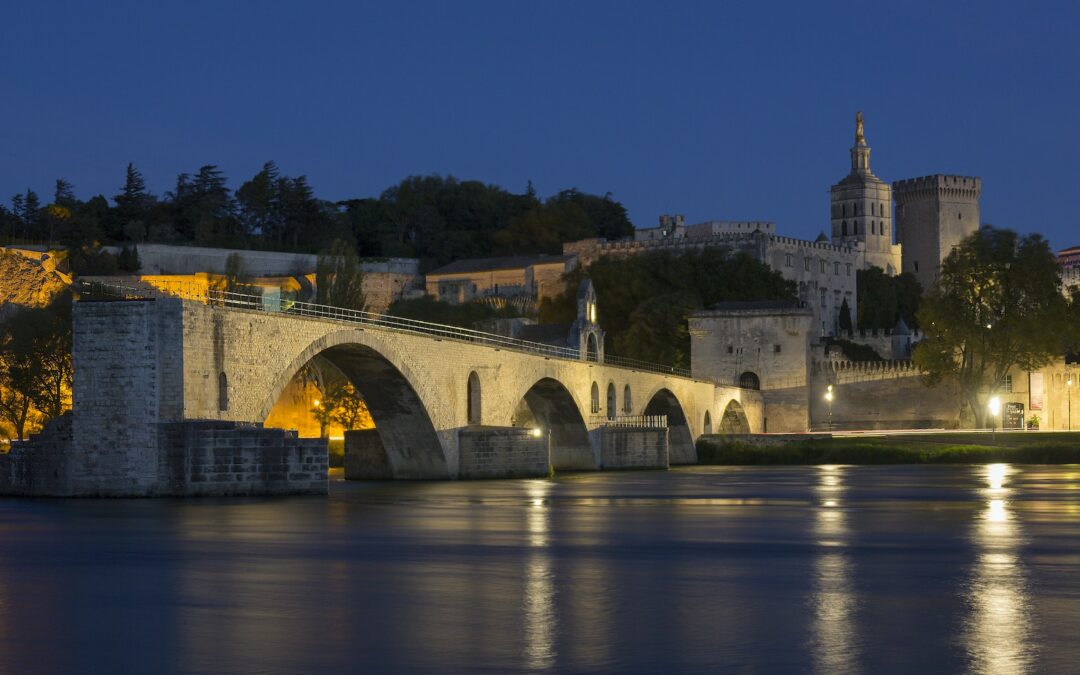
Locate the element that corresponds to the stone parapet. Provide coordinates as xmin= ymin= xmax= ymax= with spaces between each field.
xmin=457 ymin=426 xmax=549 ymax=479
xmin=598 ymin=427 xmax=668 ymax=470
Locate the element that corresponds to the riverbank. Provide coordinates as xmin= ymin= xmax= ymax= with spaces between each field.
xmin=697 ymin=432 xmax=1080 ymax=464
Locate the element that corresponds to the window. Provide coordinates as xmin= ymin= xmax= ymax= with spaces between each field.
xmin=703 ymin=411 xmax=713 ymax=435
xmin=804 ymin=257 xmax=811 ymax=271
xmin=834 ymin=262 xmax=840 ymax=275
xmin=820 ymin=260 xmax=826 ymax=273
xmin=846 ymin=263 xmax=852 ymax=276
xmin=914 ymin=261 xmax=920 ymax=273
xmin=606 ymin=382 xmax=617 ymax=419
xmin=773 ymin=344 xmax=781 ymax=354
xmin=591 ymin=382 xmax=600 ymax=414
xmin=1003 ymin=374 xmax=1013 ymax=393
xmin=785 ymin=253 xmax=793 ymax=267
xmin=623 ymin=384 xmax=632 ymax=413
xmin=467 ymin=371 xmax=481 ymax=424
xmin=820 ymin=288 xmax=827 ymax=307
xmin=841 ymin=221 xmax=848 ymax=236
xmin=727 ymin=345 xmax=734 ymax=354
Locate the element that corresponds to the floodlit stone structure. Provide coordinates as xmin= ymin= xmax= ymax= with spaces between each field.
xmin=0 ymin=292 xmax=762 ymax=496
xmin=690 ymin=301 xmax=815 ymax=432
xmin=893 ymin=174 xmax=982 ymax=291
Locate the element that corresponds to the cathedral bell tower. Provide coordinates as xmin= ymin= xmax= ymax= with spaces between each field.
xmin=830 ymin=111 xmax=900 ymax=274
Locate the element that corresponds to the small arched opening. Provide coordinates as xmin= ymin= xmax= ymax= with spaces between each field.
xmin=606 ymin=382 xmax=616 ymax=419
xmin=719 ymin=399 xmax=751 ymax=434
xmin=586 ymin=333 xmax=599 ymax=363
xmin=703 ymin=410 xmax=713 ymax=435
xmin=218 ymin=372 xmax=228 ymax=412
xmin=511 ymin=377 xmax=593 ymax=470
xmin=467 ymin=371 xmax=481 ymax=425
xmin=739 ymin=371 xmax=761 ymax=390
xmin=644 ymin=388 xmax=695 ymax=464
xmin=590 ymin=382 xmax=600 ymax=414
xmin=623 ymin=384 xmax=633 ymax=413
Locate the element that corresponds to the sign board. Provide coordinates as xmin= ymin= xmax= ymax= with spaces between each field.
xmin=1004 ymin=402 xmax=1025 ymax=430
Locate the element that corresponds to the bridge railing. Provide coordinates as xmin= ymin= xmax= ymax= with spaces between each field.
xmin=590 ymin=415 xmax=669 ymax=428
xmin=74 ymin=280 xmax=701 ymax=378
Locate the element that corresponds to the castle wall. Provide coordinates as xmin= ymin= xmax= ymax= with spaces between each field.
xmin=810 ymin=362 xmax=960 ymax=430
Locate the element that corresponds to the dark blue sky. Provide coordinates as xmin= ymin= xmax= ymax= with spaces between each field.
xmin=3 ymin=1 xmax=1077 ymax=250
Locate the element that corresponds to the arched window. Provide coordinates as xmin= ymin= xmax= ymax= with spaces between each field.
xmin=703 ymin=411 xmax=713 ymax=435
xmin=586 ymin=333 xmax=599 ymax=363
xmin=841 ymin=221 xmax=847 ymax=236
xmin=467 ymin=371 xmax=481 ymax=424
xmin=591 ymin=382 xmax=600 ymax=414
xmin=739 ymin=371 xmax=760 ymax=390
xmin=218 ymin=372 xmax=228 ymax=411
xmin=606 ymin=382 xmax=616 ymax=419
xmin=623 ymin=384 xmax=632 ymax=413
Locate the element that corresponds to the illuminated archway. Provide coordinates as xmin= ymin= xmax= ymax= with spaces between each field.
xmin=511 ymin=377 xmax=593 ymax=470
xmin=644 ymin=388 xmax=695 ymax=464
xmin=260 ymin=341 xmax=449 ymax=480
xmin=719 ymin=399 xmax=750 ymax=434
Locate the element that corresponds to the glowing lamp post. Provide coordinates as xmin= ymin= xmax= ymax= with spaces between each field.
xmin=988 ymin=395 xmax=1001 ymax=439
xmin=1068 ymin=377 xmax=1073 ymax=431
xmin=824 ymin=385 xmax=834 ymax=432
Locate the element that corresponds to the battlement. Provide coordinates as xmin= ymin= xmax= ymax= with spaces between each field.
xmin=814 ymin=358 xmax=922 ymax=384
xmin=892 ymin=174 xmax=982 ymax=200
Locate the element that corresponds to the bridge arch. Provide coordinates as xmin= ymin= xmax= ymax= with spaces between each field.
xmin=257 ymin=330 xmax=450 ymax=479
xmin=719 ymin=399 xmax=751 ymax=434
xmin=511 ymin=376 xmax=594 ymax=471
xmin=643 ymin=387 xmax=695 ymax=464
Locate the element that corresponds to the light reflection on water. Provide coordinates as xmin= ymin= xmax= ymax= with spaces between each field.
xmin=963 ymin=463 xmax=1035 ymax=675
xmin=811 ymin=465 xmax=859 ymax=674
xmin=1 ymin=465 xmax=1078 ymax=673
xmin=524 ymin=480 xmax=556 ymax=670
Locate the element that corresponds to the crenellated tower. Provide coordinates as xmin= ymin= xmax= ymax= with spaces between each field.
xmin=829 ymin=112 xmax=902 ymax=274
xmin=892 ymin=174 xmax=982 ymax=292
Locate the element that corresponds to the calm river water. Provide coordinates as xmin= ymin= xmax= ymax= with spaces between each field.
xmin=1 ymin=465 xmax=1079 ymax=674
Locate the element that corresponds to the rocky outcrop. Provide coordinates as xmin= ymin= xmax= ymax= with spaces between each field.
xmin=0 ymin=247 xmax=72 ymax=315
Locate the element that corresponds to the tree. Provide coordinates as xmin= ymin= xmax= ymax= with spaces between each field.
xmin=114 ymin=163 xmax=153 ymax=242
xmin=325 ymin=381 xmax=373 ymax=431
xmin=838 ymin=297 xmax=853 ymax=334
xmin=316 ymin=239 xmax=366 ymax=310
xmin=236 ymin=161 xmax=281 ymax=238
xmin=914 ymin=226 xmax=1069 ymax=427
xmin=0 ymin=293 xmax=73 ymax=437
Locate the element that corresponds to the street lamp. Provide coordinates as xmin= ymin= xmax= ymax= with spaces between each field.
xmin=988 ymin=395 xmax=1001 ymax=439
xmin=1068 ymin=376 xmax=1073 ymax=431
xmin=825 ymin=385 xmax=835 ymax=432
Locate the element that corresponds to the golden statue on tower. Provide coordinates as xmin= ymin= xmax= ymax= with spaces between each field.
xmin=855 ymin=110 xmax=865 ymax=144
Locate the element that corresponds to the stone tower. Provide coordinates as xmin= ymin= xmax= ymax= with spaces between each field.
xmin=892 ymin=174 xmax=982 ymax=292
xmin=830 ymin=112 xmax=902 ymax=274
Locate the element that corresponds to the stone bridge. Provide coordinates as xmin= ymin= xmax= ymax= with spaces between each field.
xmin=79 ymin=293 xmax=760 ymax=479
xmin=3 ymin=292 xmax=762 ymax=496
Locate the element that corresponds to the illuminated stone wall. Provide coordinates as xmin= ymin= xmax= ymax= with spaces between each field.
xmin=457 ymin=426 xmax=549 ymax=479
xmin=598 ymin=427 xmax=668 ymax=470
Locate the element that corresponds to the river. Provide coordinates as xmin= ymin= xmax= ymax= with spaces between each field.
xmin=1 ymin=464 xmax=1078 ymax=674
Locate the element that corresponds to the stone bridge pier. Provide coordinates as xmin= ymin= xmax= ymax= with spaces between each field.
xmin=2 ymin=296 xmax=763 ymax=496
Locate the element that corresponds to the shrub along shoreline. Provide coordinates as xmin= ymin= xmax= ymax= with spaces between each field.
xmin=696 ymin=433 xmax=1080 ymax=465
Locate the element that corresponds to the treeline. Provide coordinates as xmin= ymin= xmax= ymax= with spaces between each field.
xmin=0 ymin=164 xmax=634 ymax=271
xmin=540 ymin=249 xmax=798 ymax=369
